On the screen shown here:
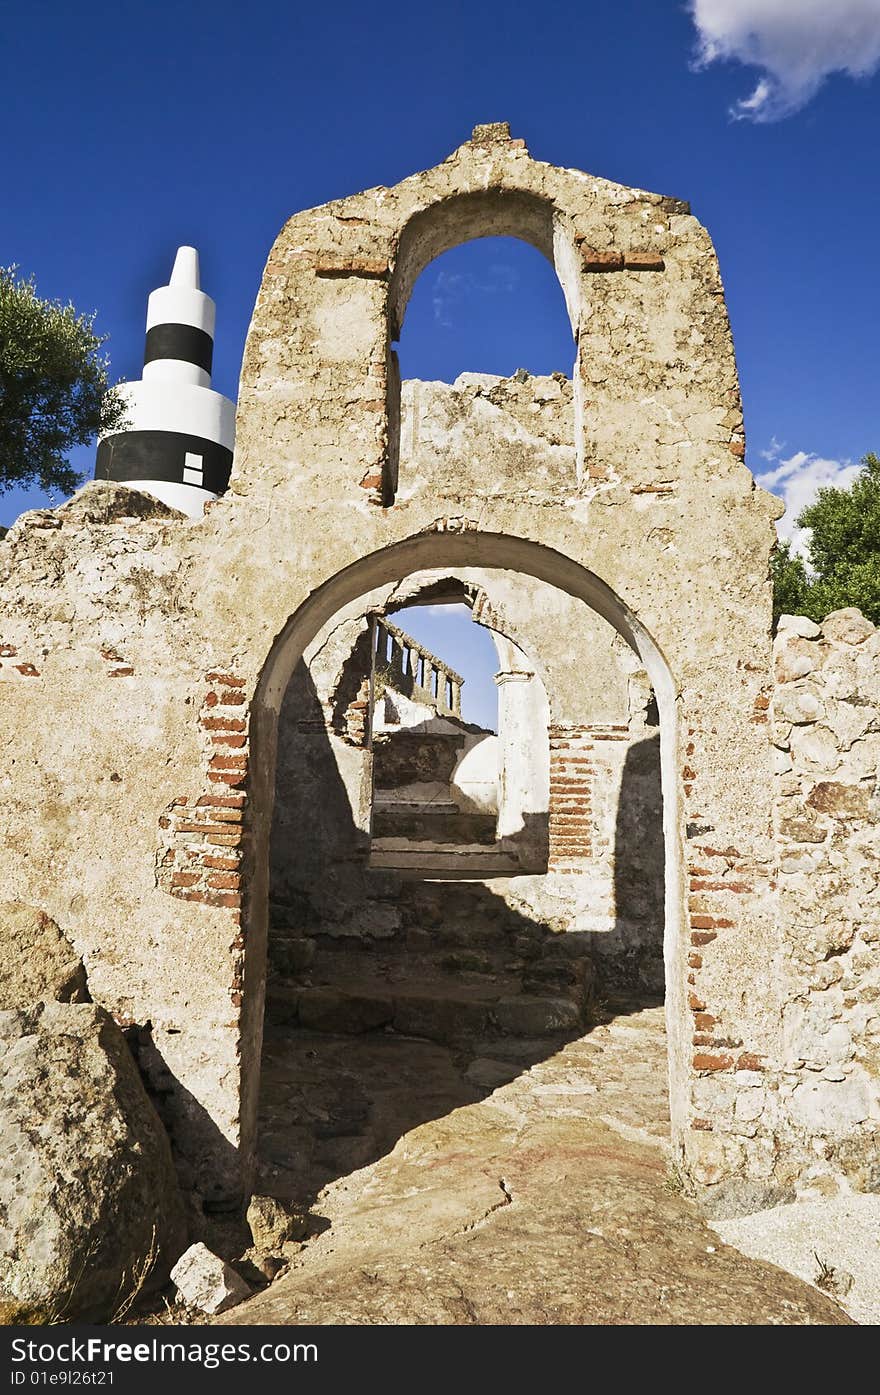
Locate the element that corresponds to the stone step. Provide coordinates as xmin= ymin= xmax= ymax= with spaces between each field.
xmin=271 ymin=912 xmax=598 ymax=960
xmin=266 ymin=932 xmax=595 ymax=1043
xmin=373 ymin=729 xmax=465 ymax=790
xmin=304 ymin=941 xmax=594 ymax=986
xmin=265 ymin=978 xmax=589 ymax=1047
xmin=305 ymin=935 xmax=595 ymax=977
xmin=372 ymin=799 xmax=459 ymax=814
xmin=369 ymin=844 xmax=521 ymax=876
xmin=371 ymin=809 xmax=498 ymax=846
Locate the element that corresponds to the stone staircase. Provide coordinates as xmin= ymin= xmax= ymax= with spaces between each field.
xmin=266 ymin=879 xmax=595 ymax=1050
xmin=259 ymin=879 xmax=598 ymax=1203
xmin=369 ymin=800 xmax=519 ymax=874
xmin=370 ymin=717 xmax=517 ymax=874
xmin=371 ymin=804 xmax=497 ymax=845
xmin=369 ymin=846 xmax=521 ymax=876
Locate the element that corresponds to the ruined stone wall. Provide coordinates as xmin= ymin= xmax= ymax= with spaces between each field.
xmin=543 ymin=674 xmax=665 ymax=994
xmin=0 ymin=126 xmax=822 ymax=1212
xmin=398 ymin=372 xmax=575 ymax=499
xmin=0 ymin=492 xmax=245 ymax=1204
xmin=674 ymin=608 xmax=880 ymax=1213
xmin=771 ymin=609 xmax=880 ymax=1189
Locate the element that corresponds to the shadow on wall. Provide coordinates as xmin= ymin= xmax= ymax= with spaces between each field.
xmin=329 ymin=628 xmax=373 ymax=738
xmin=257 ymin=662 xmax=668 ymax=1209
xmin=500 ymin=808 xmax=550 ymax=868
xmin=130 ymin=1024 xmax=245 ymax=1217
xmin=270 ymin=660 xmax=373 ymax=925
xmin=599 ymin=733 xmax=666 ymax=996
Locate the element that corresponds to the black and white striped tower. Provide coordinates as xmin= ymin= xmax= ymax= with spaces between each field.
xmin=95 ymin=247 xmax=235 ymax=518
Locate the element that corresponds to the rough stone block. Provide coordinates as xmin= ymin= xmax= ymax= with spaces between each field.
xmin=822 ymin=609 xmax=875 ymax=646
xmin=392 ymin=993 xmax=489 ymax=1043
xmin=789 ymin=725 xmax=840 ymax=772
xmin=0 ymin=903 xmax=89 ymax=1011
xmin=494 ymin=995 xmax=583 ymax=1035
xmin=171 ymin=1243 xmax=252 ymax=1315
xmin=777 ymin=809 xmax=827 ymax=843
xmin=806 ymin=782 xmax=872 ymax=819
xmin=246 ymin=1195 xmax=308 ymax=1255
xmin=774 ymin=642 xmax=817 ymax=682
xmin=789 ymin=1076 xmax=871 ymax=1137
xmin=777 ymin=615 xmax=821 ymax=639
xmin=298 ymin=988 xmax=393 ymax=1034
xmin=0 ymin=1002 xmax=186 ymax=1321
xmin=775 ymin=687 xmax=824 ymax=725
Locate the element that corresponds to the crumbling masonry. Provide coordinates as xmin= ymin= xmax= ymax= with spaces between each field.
xmin=1 ymin=124 xmax=877 ymax=1216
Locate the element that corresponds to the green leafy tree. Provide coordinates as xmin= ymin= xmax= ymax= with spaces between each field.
xmin=772 ymin=453 xmax=880 ymax=627
xmin=0 ymin=265 xmax=124 ymax=497
xmin=771 ymin=539 xmax=812 ymax=626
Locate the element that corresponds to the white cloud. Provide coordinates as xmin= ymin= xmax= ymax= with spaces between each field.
xmin=689 ymin=0 xmax=880 ymax=120
xmin=757 ymin=446 xmax=860 ymax=554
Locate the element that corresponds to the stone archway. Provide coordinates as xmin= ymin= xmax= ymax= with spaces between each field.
xmin=224 ymin=127 xmax=782 ymax=1217
xmin=242 ymin=530 xmax=684 ymax=1194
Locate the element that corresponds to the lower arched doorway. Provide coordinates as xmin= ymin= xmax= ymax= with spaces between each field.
xmin=241 ymin=533 xmax=684 ymax=1206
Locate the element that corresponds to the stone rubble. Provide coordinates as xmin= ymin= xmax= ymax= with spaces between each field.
xmin=170 ymin=1243 xmax=252 ymax=1316
xmin=245 ymin=1194 xmax=308 ymax=1255
xmin=0 ymin=901 xmax=89 ymax=1010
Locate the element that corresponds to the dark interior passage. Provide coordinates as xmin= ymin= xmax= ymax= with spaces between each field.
xmin=259 ymin=639 xmax=666 ymax=1210
xmin=258 ymin=875 xmax=601 ymax=1206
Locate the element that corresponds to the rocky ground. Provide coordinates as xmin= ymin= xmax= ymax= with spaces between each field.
xmin=713 ymin=1193 xmax=880 ymax=1325
xmin=0 ymin=895 xmax=863 ymax=1326
xmin=223 ymin=1001 xmax=851 ymax=1325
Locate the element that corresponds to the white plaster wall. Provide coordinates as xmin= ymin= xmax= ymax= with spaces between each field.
xmin=492 ymin=634 xmax=550 ymax=843
xmin=450 ymin=732 xmax=499 ymax=812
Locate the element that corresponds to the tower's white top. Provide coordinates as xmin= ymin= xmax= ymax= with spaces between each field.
xmin=146 ymin=247 xmax=214 ymax=338
xmin=97 ymin=241 xmax=234 ymax=519
xmin=169 ymin=246 xmax=200 ymax=290
xmin=144 ymin=245 xmax=216 ymax=388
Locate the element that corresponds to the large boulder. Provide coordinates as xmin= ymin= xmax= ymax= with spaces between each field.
xmin=0 ymin=902 xmax=88 ymax=1009
xmin=0 ymin=1001 xmax=187 ymax=1320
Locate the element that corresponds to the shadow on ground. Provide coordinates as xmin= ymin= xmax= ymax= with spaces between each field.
xmin=258 ymin=872 xmax=666 ymax=1206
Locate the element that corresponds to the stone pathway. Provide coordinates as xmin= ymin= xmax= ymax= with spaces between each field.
xmin=230 ymin=1003 xmax=850 ymax=1325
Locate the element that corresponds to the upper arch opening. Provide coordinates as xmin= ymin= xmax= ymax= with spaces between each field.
xmin=388 ymin=188 xmax=573 ymax=338
xmin=382 ymin=189 xmax=584 ymax=504
xmin=396 ymin=236 xmax=576 ymax=384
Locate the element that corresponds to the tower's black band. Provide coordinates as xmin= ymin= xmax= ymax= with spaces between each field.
xmin=96 ymin=430 xmax=232 ymax=494
xmin=144 ymin=323 xmax=214 ymax=374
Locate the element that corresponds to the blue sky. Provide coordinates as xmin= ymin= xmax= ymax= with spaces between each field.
xmin=394 ymin=605 xmax=501 ymax=729
xmin=2 ymin=1 xmax=879 ymax=721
